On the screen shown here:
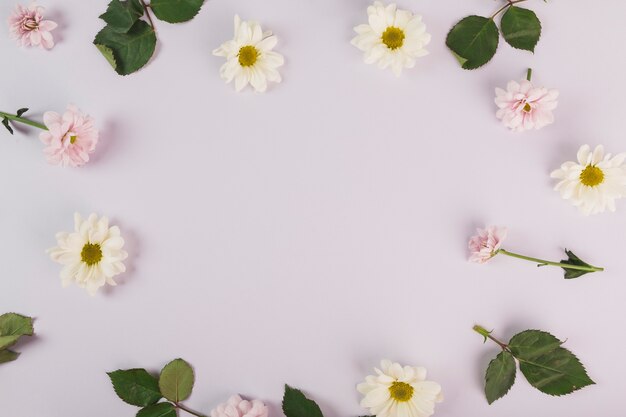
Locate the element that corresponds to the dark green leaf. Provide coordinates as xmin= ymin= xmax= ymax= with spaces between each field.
xmin=282 ymin=385 xmax=324 ymax=417
xmin=16 ymin=108 xmax=28 ymax=117
xmin=2 ymin=118 xmax=13 ymax=135
xmin=509 ymin=330 xmax=563 ymax=360
xmin=100 ymin=0 xmax=145 ymax=33
xmin=0 ymin=313 xmax=34 ymax=337
xmin=485 ymin=351 xmax=516 ymax=404
xmin=108 ymin=369 xmax=163 ymax=407
xmin=446 ymin=15 xmax=499 ymax=70
xmin=561 ymin=249 xmax=597 ymax=279
xmin=0 ymin=350 xmax=20 ymax=364
xmin=136 ymin=403 xmax=177 ymax=417
xmin=159 ymin=358 xmax=195 ymax=402
xmin=94 ymin=20 xmax=156 ymax=75
xmin=150 ymin=0 xmax=204 ymax=23
xmin=501 ymin=6 xmax=541 ymax=52
xmin=0 ymin=335 xmax=20 ymax=350
xmin=518 ymin=347 xmax=595 ymax=396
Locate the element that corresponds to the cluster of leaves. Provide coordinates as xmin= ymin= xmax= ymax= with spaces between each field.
xmin=446 ymin=1 xmax=544 ymax=69
xmin=108 ymin=358 xmax=199 ymax=417
xmin=94 ymin=0 xmax=204 ymax=75
xmin=0 ymin=313 xmax=34 ymax=364
xmin=481 ymin=329 xmax=594 ymax=404
xmin=1 ymin=108 xmax=29 ymax=134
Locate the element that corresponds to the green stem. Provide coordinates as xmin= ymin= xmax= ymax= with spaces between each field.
xmin=491 ymin=0 xmax=529 ymax=19
xmin=498 ymin=249 xmax=604 ymax=272
xmin=0 ymin=111 xmax=47 ymax=130
xmin=175 ymin=403 xmax=207 ymax=417
xmin=473 ymin=325 xmax=509 ymax=351
xmin=526 ymin=68 xmax=533 ymax=81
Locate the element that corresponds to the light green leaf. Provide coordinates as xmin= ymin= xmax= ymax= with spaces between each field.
xmin=282 ymin=385 xmax=324 ymax=417
xmin=446 ymin=15 xmax=499 ymax=70
xmin=94 ymin=20 xmax=156 ymax=75
xmin=485 ymin=351 xmax=516 ymax=404
xmin=159 ymin=359 xmax=195 ymax=402
xmin=509 ymin=330 xmax=563 ymax=360
xmin=0 ymin=335 xmax=20 ymax=350
xmin=108 ymin=368 xmax=163 ymax=407
xmin=518 ymin=347 xmax=595 ymax=396
xmin=0 ymin=350 xmax=20 ymax=364
xmin=561 ymin=249 xmax=596 ymax=279
xmin=95 ymin=44 xmax=118 ymax=70
xmin=500 ymin=6 xmax=542 ymax=52
xmin=100 ymin=0 xmax=145 ymax=33
xmin=136 ymin=403 xmax=177 ymax=417
xmin=150 ymin=0 xmax=204 ymax=23
xmin=0 ymin=313 xmax=34 ymax=337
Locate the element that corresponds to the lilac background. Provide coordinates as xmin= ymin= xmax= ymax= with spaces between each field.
xmin=1 ymin=0 xmax=626 ymax=416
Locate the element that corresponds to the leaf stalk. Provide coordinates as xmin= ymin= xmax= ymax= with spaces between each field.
xmin=0 ymin=111 xmax=47 ymax=131
xmin=497 ymin=249 xmax=604 ymax=273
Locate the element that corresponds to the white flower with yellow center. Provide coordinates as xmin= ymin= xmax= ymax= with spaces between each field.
xmin=213 ymin=15 xmax=285 ymax=93
xmin=351 ymin=2 xmax=431 ymax=77
xmin=48 ymin=213 xmax=128 ymax=295
xmin=551 ymin=145 xmax=626 ymax=215
xmin=357 ymin=360 xmax=443 ymax=417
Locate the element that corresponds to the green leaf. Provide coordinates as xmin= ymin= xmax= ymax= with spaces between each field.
xmin=518 ymin=347 xmax=595 ymax=396
xmin=150 ymin=0 xmax=204 ymax=23
xmin=108 ymin=369 xmax=163 ymax=407
xmin=446 ymin=15 xmax=499 ymax=70
xmin=0 ymin=350 xmax=20 ymax=364
xmin=500 ymin=6 xmax=542 ymax=52
xmin=159 ymin=359 xmax=195 ymax=402
xmin=2 ymin=118 xmax=13 ymax=135
xmin=0 ymin=335 xmax=20 ymax=350
xmin=95 ymin=44 xmax=118 ymax=70
xmin=509 ymin=330 xmax=563 ymax=360
xmin=16 ymin=108 xmax=28 ymax=117
xmin=94 ymin=20 xmax=156 ymax=75
xmin=561 ymin=249 xmax=595 ymax=279
xmin=0 ymin=313 xmax=34 ymax=337
xmin=484 ymin=351 xmax=516 ymax=404
xmin=99 ymin=0 xmax=144 ymax=33
xmin=282 ymin=385 xmax=324 ymax=417
xmin=136 ymin=403 xmax=177 ymax=417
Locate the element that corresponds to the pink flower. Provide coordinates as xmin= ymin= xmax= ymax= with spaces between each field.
xmin=495 ymin=79 xmax=559 ymax=132
xmin=468 ymin=226 xmax=507 ymax=264
xmin=210 ymin=395 xmax=268 ymax=417
xmin=39 ymin=105 xmax=99 ymax=167
xmin=8 ymin=3 xmax=57 ymax=50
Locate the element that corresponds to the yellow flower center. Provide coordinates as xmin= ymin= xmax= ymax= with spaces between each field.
xmin=70 ymin=135 xmax=77 ymax=144
xmin=388 ymin=381 xmax=414 ymax=402
xmin=81 ymin=243 xmax=103 ymax=266
xmin=523 ymin=103 xmax=532 ymax=112
xmin=238 ymin=45 xmax=259 ymax=67
xmin=23 ymin=18 xmax=38 ymax=30
xmin=580 ymin=165 xmax=605 ymax=187
xmin=381 ymin=27 xmax=405 ymax=50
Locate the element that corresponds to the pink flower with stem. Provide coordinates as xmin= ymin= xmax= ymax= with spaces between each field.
xmin=0 ymin=105 xmax=98 ymax=167
xmin=495 ymin=68 xmax=559 ymax=132
xmin=8 ymin=3 xmax=58 ymax=50
xmin=468 ymin=225 xmax=604 ymax=278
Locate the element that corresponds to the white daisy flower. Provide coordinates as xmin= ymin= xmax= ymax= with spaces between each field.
xmin=551 ymin=145 xmax=626 ymax=215
xmin=213 ymin=15 xmax=285 ymax=93
xmin=351 ymin=2 xmax=431 ymax=77
xmin=357 ymin=360 xmax=443 ymax=417
xmin=48 ymin=213 xmax=128 ymax=295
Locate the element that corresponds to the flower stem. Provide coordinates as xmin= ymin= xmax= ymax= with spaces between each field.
xmin=140 ymin=0 xmax=156 ymax=31
xmin=175 ymin=403 xmax=207 ymax=417
xmin=526 ymin=68 xmax=533 ymax=81
xmin=473 ymin=325 xmax=509 ymax=351
xmin=491 ymin=0 xmax=529 ymax=19
xmin=498 ymin=249 xmax=604 ymax=272
xmin=0 ymin=111 xmax=47 ymax=130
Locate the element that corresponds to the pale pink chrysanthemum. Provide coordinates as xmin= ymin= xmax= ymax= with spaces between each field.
xmin=468 ymin=226 xmax=507 ymax=264
xmin=210 ymin=395 xmax=268 ymax=417
xmin=495 ymin=79 xmax=559 ymax=132
xmin=8 ymin=3 xmax=57 ymax=50
xmin=39 ymin=105 xmax=99 ymax=167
